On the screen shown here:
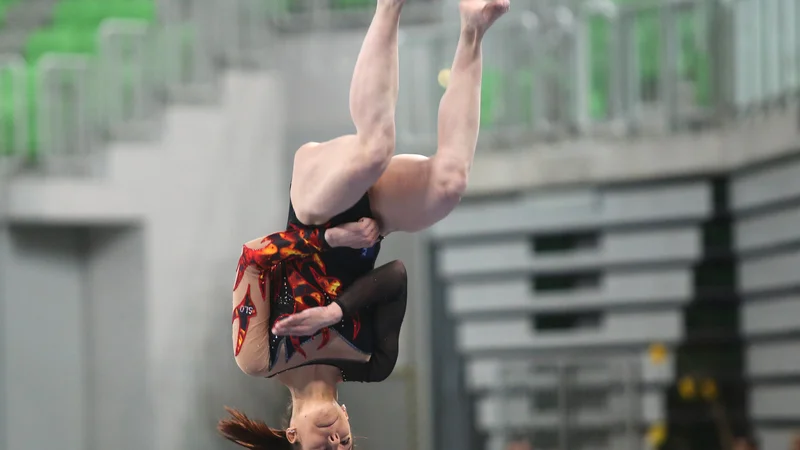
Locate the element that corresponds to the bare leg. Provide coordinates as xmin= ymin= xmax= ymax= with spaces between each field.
xmin=290 ymin=0 xmax=405 ymax=225
xmin=231 ymin=237 xmax=274 ymax=377
xmin=369 ymin=0 xmax=510 ymax=233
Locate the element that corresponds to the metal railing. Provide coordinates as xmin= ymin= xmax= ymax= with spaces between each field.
xmin=262 ymin=0 xmax=445 ymax=31
xmin=2 ymin=5 xmax=234 ymax=162
xmin=397 ymin=14 xmax=542 ymax=152
xmin=37 ymin=56 xmax=93 ymax=159
xmin=1 ymin=0 xmax=797 ymax=167
xmin=0 ymin=0 xmax=281 ymax=164
xmin=397 ymin=0 xmax=800 ymax=150
xmin=490 ymin=357 xmax=643 ymax=450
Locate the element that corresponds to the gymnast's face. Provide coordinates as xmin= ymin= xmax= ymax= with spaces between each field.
xmin=287 ymin=401 xmax=353 ymax=450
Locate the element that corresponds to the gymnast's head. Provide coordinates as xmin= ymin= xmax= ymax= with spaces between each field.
xmin=218 ymin=399 xmax=353 ymax=450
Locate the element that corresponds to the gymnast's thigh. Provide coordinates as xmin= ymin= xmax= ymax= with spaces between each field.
xmin=231 ymin=262 xmax=272 ymax=377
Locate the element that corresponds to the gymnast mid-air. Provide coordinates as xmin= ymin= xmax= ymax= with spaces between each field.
xmin=221 ymin=0 xmax=510 ymax=448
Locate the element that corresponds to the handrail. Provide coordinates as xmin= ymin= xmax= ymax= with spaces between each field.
xmin=0 ymin=55 xmax=27 ymax=157
xmin=98 ymin=19 xmax=152 ymax=134
xmin=37 ymin=55 xmax=92 ymax=158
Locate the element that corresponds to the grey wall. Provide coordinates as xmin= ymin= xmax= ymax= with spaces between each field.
xmin=2 ymin=226 xmax=91 ymax=450
xmin=278 ymin=23 xmax=445 ymax=157
xmin=732 ymin=155 xmax=800 ymax=450
xmin=0 ymin=225 xmax=147 ymax=450
xmin=429 ymin=180 xmax=714 ymax=450
xmin=85 ymin=226 xmax=149 ymax=450
xmin=2 ymin=71 xmax=289 ymax=450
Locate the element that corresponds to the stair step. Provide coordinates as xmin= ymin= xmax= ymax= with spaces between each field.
xmin=0 ymin=32 xmax=29 ymax=56
xmin=4 ymin=2 xmax=54 ymax=28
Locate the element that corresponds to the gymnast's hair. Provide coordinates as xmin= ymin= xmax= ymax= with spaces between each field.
xmin=218 ymin=406 xmax=298 ymax=450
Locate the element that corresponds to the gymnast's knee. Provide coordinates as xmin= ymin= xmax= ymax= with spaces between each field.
xmin=356 ymin=124 xmax=396 ymax=175
xmin=432 ymin=154 xmax=469 ymax=203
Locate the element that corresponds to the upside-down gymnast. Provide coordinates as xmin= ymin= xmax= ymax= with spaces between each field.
xmin=220 ymin=0 xmax=510 ymax=448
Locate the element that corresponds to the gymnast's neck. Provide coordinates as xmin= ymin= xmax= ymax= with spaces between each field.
xmin=279 ymin=364 xmax=341 ymax=404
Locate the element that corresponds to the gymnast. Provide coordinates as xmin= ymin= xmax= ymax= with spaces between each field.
xmin=221 ymin=0 xmax=510 ymax=448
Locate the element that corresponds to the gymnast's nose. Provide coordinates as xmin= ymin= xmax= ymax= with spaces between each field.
xmin=328 ymin=433 xmax=340 ymax=444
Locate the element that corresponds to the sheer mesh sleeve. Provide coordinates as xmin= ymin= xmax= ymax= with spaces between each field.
xmin=334 ymin=260 xmax=408 ymax=382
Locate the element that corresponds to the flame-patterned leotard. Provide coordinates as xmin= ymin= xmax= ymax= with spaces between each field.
xmin=231 ymin=193 xmax=407 ymax=382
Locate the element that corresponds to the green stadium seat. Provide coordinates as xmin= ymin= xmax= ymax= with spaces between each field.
xmin=514 ymin=69 xmax=535 ymax=126
xmin=108 ymin=1 xmax=156 ymax=22
xmin=52 ymin=0 xmax=155 ymax=29
xmin=23 ymin=28 xmax=98 ymax=156
xmin=0 ymin=0 xmax=19 ymax=29
xmin=476 ymin=67 xmax=536 ymax=129
xmin=26 ymin=65 xmax=38 ymax=157
xmin=586 ymin=0 xmax=712 ymax=119
xmin=0 ymin=66 xmax=15 ymax=155
xmin=589 ymin=16 xmax=609 ymax=119
xmin=264 ymin=0 xmax=292 ymax=16
xmin=331 ymin=0 xmax=373 ymax=11
xmin=678 ymin=14 xmax=712 ymax=107
xmin=0 ymin=64 xmax=38 ymax=157
xmin=25 ymin=28 xmax=97 ymax=61
xmin=480 ymin=68 xmax=502 ymax=129
xmin=636 ymin=9 xmax=660 ymax=87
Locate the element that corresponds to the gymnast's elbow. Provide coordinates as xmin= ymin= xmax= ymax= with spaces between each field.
xmin=368 ymin=359 xmax=398 ymax=382
xmin=235 ymin=354 xmax=270 ymax=378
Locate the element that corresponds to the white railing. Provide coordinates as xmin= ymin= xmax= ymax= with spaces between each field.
xmin=37 ymin=55 xmax=93 ymax=158
xmin=3 ymin=0 xmax=798 ymax=168
xmin=396 ymin=0 xmax=800 ymax=150
xmin=263 ymin=0 xmax=445 ymax=30
xmin=397 ymin=15 xmax=541 ymax=153
xmin=27 ymin=11 xmax=223 ymax=162
xmin=491 ymin=357 xmax=643 ymax=450
xmin=730 ymin=0 xmax=800 ymax=110
xmin=97 ymin=20 xmax=153 ymax=133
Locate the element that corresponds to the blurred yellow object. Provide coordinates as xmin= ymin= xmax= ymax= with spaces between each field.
xmin=648 ymin=343 xmax=668 ymax=365
xmin=437 ymin=69 xmax=451 ymax=88
xmin=678 ymin=376 xmax=697 ymax=400
xmin=646 ymin=422 xmax=667 ymax=447
xmin=701 ymin=378 xmax=718 ymax=401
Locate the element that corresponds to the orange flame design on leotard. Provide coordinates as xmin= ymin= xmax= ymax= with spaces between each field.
xmin=233 ymin=224 xmax=363 ymax=364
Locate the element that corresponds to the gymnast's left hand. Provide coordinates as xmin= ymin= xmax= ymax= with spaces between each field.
xmin=271 ymin=303 xmax=344 ymax=337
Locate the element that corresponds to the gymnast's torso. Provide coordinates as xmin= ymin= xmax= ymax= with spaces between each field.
xmin=265 ymin=194 xmax=383 ymax=381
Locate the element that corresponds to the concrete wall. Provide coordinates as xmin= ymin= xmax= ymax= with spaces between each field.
xmin=731 ymin=155 xmax=800 ymax=450
xmin=1 ymin=71 xmax=287 ymax=450
xmin=0 ymin=222 xmax=149 ymax=450
xmin=427 ymin=180 xmax=716 ymax=450
xmin=2 ymin=225 xmax=93 ymax=450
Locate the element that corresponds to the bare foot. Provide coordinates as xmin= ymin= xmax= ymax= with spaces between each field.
xmin=379 ymin=0 xmax=406 ymax=7
xmin=459 ymin=0 xmax=510 ymax=34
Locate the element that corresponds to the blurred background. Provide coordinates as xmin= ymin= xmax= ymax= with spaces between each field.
xmin=0 ymin=0 xmax=798 ymax=450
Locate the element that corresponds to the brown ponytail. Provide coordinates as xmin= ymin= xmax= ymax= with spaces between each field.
xmin=217 ymin=406 xmax=295 ymax=450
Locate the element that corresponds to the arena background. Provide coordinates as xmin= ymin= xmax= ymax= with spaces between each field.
xmin=0 ymin=0 xmax=799 ymax=450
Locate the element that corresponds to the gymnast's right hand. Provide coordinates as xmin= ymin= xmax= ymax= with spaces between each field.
xmin=324 ymin=218 xmax=381 ymax=249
